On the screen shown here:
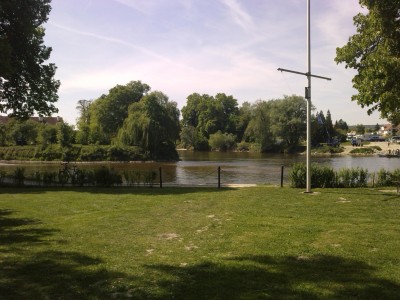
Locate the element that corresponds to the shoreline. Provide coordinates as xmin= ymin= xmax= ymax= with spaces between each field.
xmin=1 ymin=142 xmax=399 ymax=165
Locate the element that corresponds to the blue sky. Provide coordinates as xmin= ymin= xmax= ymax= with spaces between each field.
xmin=44 ymin=0 xmax=385 ymax=126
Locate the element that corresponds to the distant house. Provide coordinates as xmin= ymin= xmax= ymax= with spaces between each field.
xmin=0 ymin=115 xmax=63 ymax=125
xmin=378 ymin=124 xmax=400 ymax=136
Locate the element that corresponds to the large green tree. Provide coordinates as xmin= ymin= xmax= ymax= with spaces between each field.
xmin=75 ymin=99 xmax=92 ymax=144
xmin=0 ymin=0 xmax=60 ymax=118
xmin=88 ymin=81 xmax=150 ymax=144
xmin=181 ymin=92 xmax=239 ymax=142
xmin=335 ymin=0 xmax=400 ymax=124
xmin=116 ymin=91 xmax=180 ymax=160
xmin=244 ymin=101 xmax=275 ymax=152
xmin=270 ymin=95 xmax=307 ymax=152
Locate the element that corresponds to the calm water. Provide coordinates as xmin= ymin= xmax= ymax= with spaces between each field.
xmin=2 ymin=151 xmax=400 ymax=186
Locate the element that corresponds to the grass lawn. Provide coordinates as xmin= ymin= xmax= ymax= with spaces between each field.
xmin=0 ymin=186 xmax=399 ymax=299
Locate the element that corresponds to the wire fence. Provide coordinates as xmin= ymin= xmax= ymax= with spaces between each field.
xmin=0 ymin=164 xmax=287 ymax=188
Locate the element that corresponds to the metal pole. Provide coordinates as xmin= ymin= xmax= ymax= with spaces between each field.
xmin=278 ymin=0 xmax=330 ymax=192
xmin=280 ymin=165 xmax=284 ymax=187
xmin=218 ymin=166 xmax=221 ymax=188
xmin=306 ymin=0 xmax=312 ymax=193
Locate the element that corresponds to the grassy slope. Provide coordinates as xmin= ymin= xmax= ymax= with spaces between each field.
xmin=0 ymin=187 xmax=399 ymax=299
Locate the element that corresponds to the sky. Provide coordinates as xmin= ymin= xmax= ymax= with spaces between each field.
xmin=43 ymin=0 xmax=386 ymax=126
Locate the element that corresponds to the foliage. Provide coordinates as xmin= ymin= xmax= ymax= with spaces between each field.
xmin=181 ymin=92 xmax=240 ymax=139
xmin=0 ymin=145 xmax=144 ymax=161
xmin=8 ymin=119 xmax=38 ymax=145
xmin=334 ymin=119 xmax=349 ymax=131
xmin=290 ymin=163 xmax=368 ymax=188
xmin=375 ymin=168 xmax=400 ymax=187
xmin=355 ymin=124 xmax=365 ymax=135
xmin=116 ymin=91 xmax=180 ymax=160
xmin=0 ymin=0 xmax=60 ymax=118
xmin=93 ymin=166 xmax=122 ymax=187
xmin=269 ymin=95 xmax=307 ymax=152
xmin=336 ymin=167 xmax=368 ymax=188
xmin=312 ymin=145 xmax=344 ymax=154
xmin=38 ymin=124 xmax=58 ymax=145
xmin=244 ymin=101 xmax=275 ymax=152
xmin=75 ymin=99 xmax=92 ymax=145
xmin=335 ymin=1 xmax=400 ymax=124
xmin=88 ymin=81 xmax=150 ymax=143
xmin=208 ymin=131 xmax=236 ymax=151
xmin=349 ymin=147 xmax=376 ymax=154
xmin=57 ymin=122 xmax=75 ymax=147
xmin=12 ymin=167 xmax=25 ymax=186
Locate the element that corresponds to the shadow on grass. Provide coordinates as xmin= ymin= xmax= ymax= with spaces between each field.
xmin=0 ymin=209 xmax=134 ymax=300
xmin=0 ymin=209 xmax=57 ymax=246
xmin=143 ymin=255 xmax=400 ymax=299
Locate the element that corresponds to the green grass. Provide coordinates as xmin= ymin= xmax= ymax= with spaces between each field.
xmin=1 ymin=187 xmax=399 ymax=299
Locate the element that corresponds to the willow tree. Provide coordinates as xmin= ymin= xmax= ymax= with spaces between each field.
xmin=244 ymin=101 xmax=275 ymax=152
xmin=87 ymin=81 xmax=150 ymax=144
xmin=116 ymin=91 xmax=180 ymax=160
xmin=335 ymin=0 xmax=400 ymax=124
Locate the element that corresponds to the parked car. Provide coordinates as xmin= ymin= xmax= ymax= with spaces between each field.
xmin=368 ymin=135 xmax=385 ymax=142
xmin=390 ymin=136 xmax=400 ymax=143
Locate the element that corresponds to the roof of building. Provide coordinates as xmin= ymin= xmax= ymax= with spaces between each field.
xmin=0 ymin=115 xmax=63 ymax=125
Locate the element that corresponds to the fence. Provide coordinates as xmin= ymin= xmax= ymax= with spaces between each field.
xmin=0 ymin=164 xmax=287 ymax=188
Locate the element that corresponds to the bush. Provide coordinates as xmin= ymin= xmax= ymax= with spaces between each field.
xmin=336 ymin=167 xmax=368 ymax=188
xmin=311 ymin=165 xmax=336 ymax=188
xmin=289 ymin=163 xmax=306 ymax=188
xmin=349 ymin=147 xmax=376 ymax=154
xmin=209 ymin=131 xmax=236 ymax=151
xmin=13 ymin=167 xmax=25 ymax=186
xmin=0 ymin=170 xmax=6 ymax=185
xmin=290 ymin=163 xmax=368 ymax=188
xmin=375 ymin=168 xmax=391 ymax=187
xmin=93 ymin=167 xmax=122 ymax=187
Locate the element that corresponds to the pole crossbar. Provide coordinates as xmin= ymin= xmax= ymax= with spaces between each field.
xmin=277 ymin=68 xmax=331 ymax=81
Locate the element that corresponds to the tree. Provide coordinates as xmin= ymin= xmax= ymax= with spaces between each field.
xmin=270 ymin=95 xmax=307 ymax=152
xmin=38 ymin=123 xmax=57 ymax=145
xmin=57 ymin=122 xmax=75 ymax=147
xmin=181 ymin=93 xmax=239 ymax=139
xmin=244 ymin=101 xmax=275 ymax=152
xmin=335 ymin=1 xmax=400 ymax=124
xmin=355 ymin=124 xmax=365 ymax=135
xmin=88 ymin=81 xmax=150 ymax=143
xmin=0 ymin=0 xmax=60 ymax=118
xmin=334 ymin=119 xmax=349 ymax=131
xmin=236 ymin=102 xmax=252 ymax=142
xmin=374 ymin=123 xmax=380 ymax=133
xmin=8 ymin=119 xmax=39 ymax=145
xmin=116 ymin=91 xmax=180 ymax=160
xmin=75 ymin=99 xmax=92 ymax=144
xmin=208 ymin=131 xmax=236 ymax=151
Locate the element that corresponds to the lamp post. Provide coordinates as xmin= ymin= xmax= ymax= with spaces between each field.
xmin=278 ymin=0 xmax=331 ymax=193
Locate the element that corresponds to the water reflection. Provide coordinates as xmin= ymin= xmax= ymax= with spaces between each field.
xmin=1 ymin=150 xmax=400 ymax=186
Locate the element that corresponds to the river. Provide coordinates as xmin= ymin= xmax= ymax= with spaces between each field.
xmin=2 ymin=151 xmax=400 ymax=186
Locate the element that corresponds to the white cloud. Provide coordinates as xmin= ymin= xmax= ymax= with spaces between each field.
xmin=219 ymin=0 xmax=255 ymax=32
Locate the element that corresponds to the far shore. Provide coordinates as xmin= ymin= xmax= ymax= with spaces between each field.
xmin=1 ymin=141 xmax=399 ymax=165
xmin=340 ymin=141 xmax=400 ymax=155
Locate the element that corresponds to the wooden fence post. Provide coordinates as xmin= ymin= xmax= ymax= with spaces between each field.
xmin=159 ymin=167 xmax=162 ymax=188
